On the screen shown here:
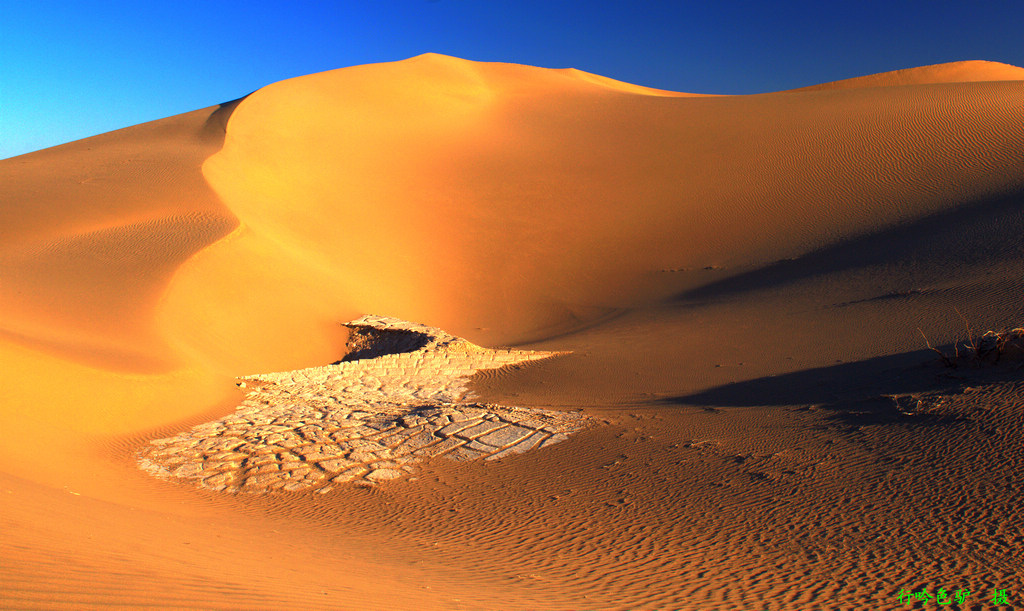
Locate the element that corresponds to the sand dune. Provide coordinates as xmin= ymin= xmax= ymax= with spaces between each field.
xmin=2 ymin=54 xmax=1024 ymax=609
xmin=0 ymin=104 xmax=238 ymax=370
xmin=201 ymin=54 xmax=1024 ymax=343
xmin=790 ymin=59 xmax=1024 ymax=91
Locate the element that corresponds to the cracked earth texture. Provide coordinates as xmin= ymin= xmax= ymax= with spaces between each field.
xmin=138 ymin=315 xmax=588 ymax=493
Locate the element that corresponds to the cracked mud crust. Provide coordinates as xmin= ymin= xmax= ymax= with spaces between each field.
xmin=138 ymin=315 xmax=588 ymax=493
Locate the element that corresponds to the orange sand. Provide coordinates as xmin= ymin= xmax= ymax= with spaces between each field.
xmin=2 ymin=54 xmax=1023 ymax=609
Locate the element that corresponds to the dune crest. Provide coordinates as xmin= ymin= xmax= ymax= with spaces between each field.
xmin=4 ymin=53 xmax=1024 ymax=609
xmin=789 ymin=59 xmax=1024 ymax=91
xmin=199 ymin=53 xmax=1024 ymax=348
xmin=558 ymin=67 xmax=701 ymax=96
xmin=0 ymin=105 xmax=238 ymax=371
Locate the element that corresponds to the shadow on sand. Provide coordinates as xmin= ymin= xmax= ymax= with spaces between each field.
xmin=663 ymin=346 xmax=1021 ymax=427
xmin=672 ymin=191 xmax=1024 ymax=305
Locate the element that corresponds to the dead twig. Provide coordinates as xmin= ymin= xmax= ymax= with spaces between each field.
xmin=955 ymin=307 xmax=977 ymax=357
xmin=919 ymin=328 xmax=956 ymax=368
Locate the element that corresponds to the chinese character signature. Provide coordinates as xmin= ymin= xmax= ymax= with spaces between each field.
xmin=896 ymin=587 xmax=1011 ymax=606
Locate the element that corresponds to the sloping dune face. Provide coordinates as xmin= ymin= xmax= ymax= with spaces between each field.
xmin=791 ymin=59 xmax=1024 ymax=91
xmin=3 ymin=54 xmax=1024 ymax=609
xmin=0 ymin=105 xmax=244 ymax=470
xmin=201 ymin=54 xmax=1024 ymax=347
xmin=1 ymin=106 xmax=238 ymax=370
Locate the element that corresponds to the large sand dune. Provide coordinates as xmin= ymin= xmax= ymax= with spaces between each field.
xmin=2 ymin=54 xmax=1023 ymax=609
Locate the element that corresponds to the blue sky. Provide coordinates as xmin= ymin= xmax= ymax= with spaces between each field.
xmin=2 ymin=0 xmax=1023 ymax=159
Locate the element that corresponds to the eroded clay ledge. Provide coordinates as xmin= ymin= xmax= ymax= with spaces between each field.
xmin=138 ymin=315 xmax=586 ymax=493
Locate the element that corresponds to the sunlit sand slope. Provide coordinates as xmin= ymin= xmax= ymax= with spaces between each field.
xmin=0 ymin=103 xmax=238 ymax=370
xmin=791 ymin=59 xmax=1024 ymax=91
xmin=2 ymin=54 xmax=1024 ymax=609
xmin=200 ymin=54 xmax=1024 ymax=347
xmin=0 ymin=104 xmax=245 ymax=486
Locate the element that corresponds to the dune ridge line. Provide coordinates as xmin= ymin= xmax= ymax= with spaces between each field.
xmin=3 ymin=53 xmax=1024 ymax=609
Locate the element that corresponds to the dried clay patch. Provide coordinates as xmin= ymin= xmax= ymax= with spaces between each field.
xmin=138 ymin=315 xmax=587 ymax=493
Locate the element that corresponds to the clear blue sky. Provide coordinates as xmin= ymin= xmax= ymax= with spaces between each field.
xmin=2 ymin=0 xmax=1022 ymax=159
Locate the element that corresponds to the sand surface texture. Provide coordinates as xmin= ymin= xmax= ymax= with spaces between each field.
xmin=2 ymin=54 xmax=1024 ymax=609
xmin=138 ymin=315 xmax=584 ymax=492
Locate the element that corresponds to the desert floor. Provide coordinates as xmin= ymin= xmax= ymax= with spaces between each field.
xmin=2 ymin=55 xmax=1023 ymax=610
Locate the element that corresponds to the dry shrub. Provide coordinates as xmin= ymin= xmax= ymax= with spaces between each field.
xmin=974 ymin=328 xmax=1024 ymax=363
xmin=920 ymin=324 xmax=1024 ymax=368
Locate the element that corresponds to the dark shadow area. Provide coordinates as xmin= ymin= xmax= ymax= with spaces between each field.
xmin=673 ymin=191 xmax=1024 ymax=304
xmin=336 ymin=325 xmax=432 ymax=363
xmin=666 ymin=349 xmax=960 ymax=408
xmin=199 ymin=95 xmax=250 ymax=141
xmin=665 ymin=344 xmax=1022 ymax=415
xmin=662 ymin=341 xmax=1024 ymax=432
